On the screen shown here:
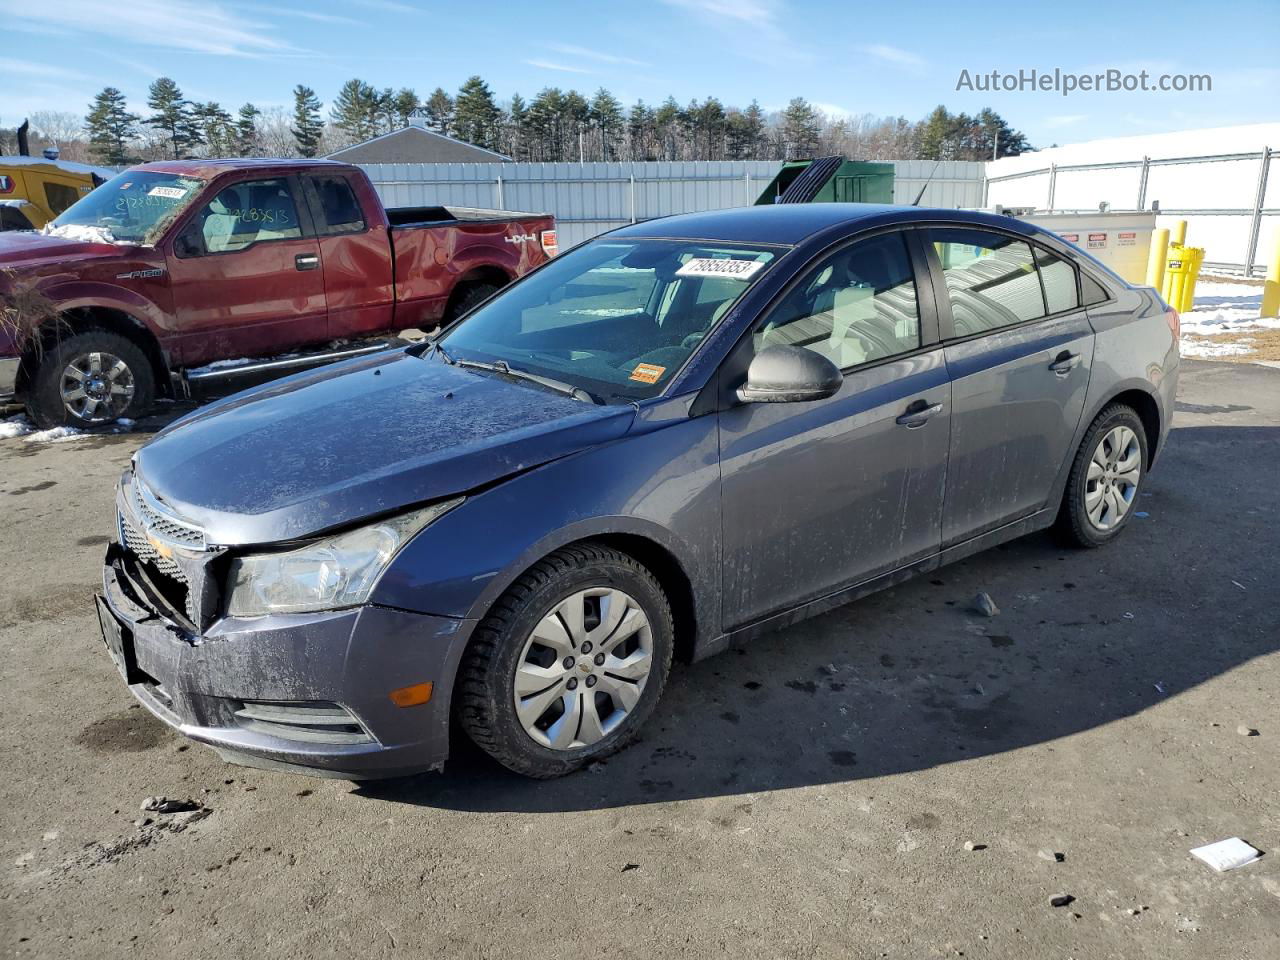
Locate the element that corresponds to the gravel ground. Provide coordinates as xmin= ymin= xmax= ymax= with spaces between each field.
xmin=2 ymin=359 xmax=1277 ymax=959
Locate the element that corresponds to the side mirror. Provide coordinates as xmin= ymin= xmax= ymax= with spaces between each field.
xmin=173 ymin=228 xmax=202 ymax=259
xmin=736 ymin=344 xmax=843 ymax=404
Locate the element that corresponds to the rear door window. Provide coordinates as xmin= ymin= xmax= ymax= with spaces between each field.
xmin=306 ymin=175 xmax=366 ymax=236
xmin=930 ymin=228 xmax=1046 ymax=336
xmin=1034 ymin=247 xmax=1081 ymax=314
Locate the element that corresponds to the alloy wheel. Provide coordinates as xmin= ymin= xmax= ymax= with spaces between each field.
xmin=1084 ymin=424 xmax=1141 ymax=531
xmin=60 ymin=351 xmax=136 ymax=422
xmin=512 ymin=587 xmax=653 ymax=750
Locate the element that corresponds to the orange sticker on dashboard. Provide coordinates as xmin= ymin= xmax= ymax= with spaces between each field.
xmin=629 ymin=363 xmax=666 ymax=384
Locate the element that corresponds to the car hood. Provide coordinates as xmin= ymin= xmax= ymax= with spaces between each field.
xmin=0 ymin=229 xmax=139 ymax=270
xmin=135 ymin=349 xmax=636 ymax=546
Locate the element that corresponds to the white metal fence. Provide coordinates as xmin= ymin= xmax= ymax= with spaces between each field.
xmin=985 ymin=148 xmax=1277 ymax=275
xmin=359 ymin=160 xmax=987 ymax=248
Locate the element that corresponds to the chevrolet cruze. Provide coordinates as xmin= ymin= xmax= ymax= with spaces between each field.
xmin=97 ymin=204 xmax=1179 ymax=779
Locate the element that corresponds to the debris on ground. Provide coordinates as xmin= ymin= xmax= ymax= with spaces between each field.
xmin=1154 ymin=681 xmax=1167 ymax=695
xmin=1190 ymin=837 xmax=1262 ymax=872
xmin=621 ymin=863 xmax=640 ymax=872
xmin=141 ymin=796 xmax=203 ymax=814
xmin=1050 ymin=894 xmax=1076 ymax=908
xmin=963 ymin=841 xmax=987 ymax=851
xmin=970 ymin=592 xmax=1000 ymax=617
xmin=1038 ymin=849 xmax=1066 ymax=863
xmin=1237 ymin=724 xmax=1259 ymax=736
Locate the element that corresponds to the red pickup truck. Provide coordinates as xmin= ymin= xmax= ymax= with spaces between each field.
xmin=0 ymin=158 xmax=556 ymax=427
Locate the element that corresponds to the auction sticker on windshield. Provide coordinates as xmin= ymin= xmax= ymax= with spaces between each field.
xmin=676 ymin=258 xmax=766 ymax=279
xmin=629 ymin=363 xmax=666 ymax=384
xmin=148 ymin=186 xmax=189 ymax=199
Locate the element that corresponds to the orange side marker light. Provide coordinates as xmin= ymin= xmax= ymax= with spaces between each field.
xmin=389 ymin=681 xmax=434 ymax=707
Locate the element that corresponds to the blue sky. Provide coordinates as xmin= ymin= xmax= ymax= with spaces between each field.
xmin=2 ymin=0 xmax=1277 ymax=148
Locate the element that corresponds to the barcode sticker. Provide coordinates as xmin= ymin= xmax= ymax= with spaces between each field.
xmin=676 ymin=258 xmax=766 ymax=280
xmin=148 ymin=186 xmax=188 ymax=199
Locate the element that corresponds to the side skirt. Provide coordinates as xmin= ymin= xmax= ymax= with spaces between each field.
xmin=694 ymin=506 xmax=1058 ymax=661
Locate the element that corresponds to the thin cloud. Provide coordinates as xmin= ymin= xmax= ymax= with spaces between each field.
xmin=0 ymin=58 xmax=89 ymax=81
xmin=524 ymin=59 xmax=593 ymax=75
xmin=349 ymin=0 xmax=421 ymax=13
xmin=859 ymin=44 xmax=924 ymax=68
xmin=0 ymin=0 xmax=293 ymax=57
xmin=548 ymin=43 xmax=649 ymax=68
xmin=233 ymin=3 xmax=361 ymax=26
xmin=658 ymin=0 xmax=808 ymax=65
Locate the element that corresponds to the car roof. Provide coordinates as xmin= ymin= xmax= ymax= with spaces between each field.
xmin=612 ymin=203 xmax=1046 ymax=246
xmin=129 ymin=158 xmax=354 ymax=179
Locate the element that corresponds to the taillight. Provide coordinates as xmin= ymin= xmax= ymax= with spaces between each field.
xmin=1166 ymin=307 xmax=1180 ymax=338
xmin=0 ymin=175 xmax=13 ymax=194
xmin=539 ymin=229 xmax=558 ymax=258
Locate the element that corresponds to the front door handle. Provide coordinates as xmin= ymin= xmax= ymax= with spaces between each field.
xmin=295 ymin=253 xmax=320 ymax=271
xmin=895 ymin=399 xmax=944 ymax=428
xmin=1048 ymin=350 xmax=1081 ymax=375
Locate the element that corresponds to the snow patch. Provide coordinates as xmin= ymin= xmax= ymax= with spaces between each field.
xmin=1178 ymin=281 xmax=1276 ymax=359
xmin=0 ymin=414 xmax=34 ymax=439
xmin=1181 ymin=338 xmax=1256 ymax=358
xmin=40 ymin=223 xmax=136 ymax=246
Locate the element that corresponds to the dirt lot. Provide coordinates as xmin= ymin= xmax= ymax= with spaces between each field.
xmin=2 ymin=359 xmax=1277 ymax=960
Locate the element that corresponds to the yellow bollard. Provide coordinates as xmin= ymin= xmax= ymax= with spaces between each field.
xmin=1172 ymin=219 xmax=1187 ymax=246
xmin=1146 ymin=228 xmax=1170 ymax=290
xmin=1262 ymin=226 xmax=1280 ymax=319
xmin=1163 ymin=242 xmax=1205 ymax=312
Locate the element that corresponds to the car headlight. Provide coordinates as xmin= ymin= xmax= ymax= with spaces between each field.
xmin=224 ymin=499 xmax=462 ymax=618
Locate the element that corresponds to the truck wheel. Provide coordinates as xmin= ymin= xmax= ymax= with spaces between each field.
xmin=1054 ymin=403 xmax=1147 ymax=548
xmin=456 ymin=544 xmax=674 ymax=779
xmin=444 ymin=282 xmax=500 ymax=324
xmin=26 ymin=330 xmax=155 ymax=429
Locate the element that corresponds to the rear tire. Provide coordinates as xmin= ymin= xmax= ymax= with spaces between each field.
xmin=1054 ymin=403 xmax=1147 ymax=548
xmin=455 ymin=544 xmax=674 ymax=779
xmin=26 ymin=330 xmax=155 ymax=429
xmin=443 ymin=282 xmax=500 ymax=325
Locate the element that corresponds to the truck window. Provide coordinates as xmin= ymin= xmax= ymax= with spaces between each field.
xmin=306 ymin=175 xmax=366 ymax=236
xmin=191 ymin=179 xmax=303 ymax=254
xmin=1 ymin=204 xmax=35 ymax=231
xmin=44 ymin=181 xmax=82 ymax=216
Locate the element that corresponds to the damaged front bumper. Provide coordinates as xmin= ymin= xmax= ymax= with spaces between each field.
xmin=98 ymin=549 xmax=473 ymax=779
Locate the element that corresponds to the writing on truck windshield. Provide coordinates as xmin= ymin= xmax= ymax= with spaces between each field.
xmin=440 ymin=239 xmax=777 ymax=402
xmin=46 ymin=172 xmax=205 ymax=245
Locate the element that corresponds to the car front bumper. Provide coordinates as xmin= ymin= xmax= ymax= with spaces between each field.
xmin=99 ymin=551 xmax=474 ymax=779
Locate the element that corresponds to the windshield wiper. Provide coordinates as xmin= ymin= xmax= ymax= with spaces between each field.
xmin=454 ymin=356 xmax=602 ymax=404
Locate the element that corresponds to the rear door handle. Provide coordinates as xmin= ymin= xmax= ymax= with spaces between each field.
xmin=295 ymin=253 xmax=320 ymax=271
xmin=1048 ymin=350 xmax=1081 ymax=375
xmin=895 ymin=399 xmax=944 ymax=428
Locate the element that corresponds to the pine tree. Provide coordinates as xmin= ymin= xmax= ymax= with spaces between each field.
xmin=85 ymin=87 xmax=139 ymax=165
xmin=589 ymin=88 xmax=624 ymax=161
xmin=193 ymin=102 xmax=235 ymax=156
xmin=653 ymin=97 xmax=682 ymax=161
xmin=627 ymin=100 xmax=655 ymax=161
xmin=503 ymin=93 xmax=527 ymax=159
xmin=781 ymin=97 xmax=820 ymax=159
xmin=235 ymin=103 xmax=261 ymax=156
xmin=291 ymin=85 xmax=323 ymax=157
xmin=423 ymin=87 xmax=454 ymax=135
xmin=918 ymin=105 xmax=953 ymax=161
xmin=393 ymin=88 xmax=422 ymax=127
xmin=727 ymin=100 xmax=765 ymax=159
xmin=375 ymin=87 xmax=397 ymax=134
xmin=330 ymin=78 xmax=380 ymax=144
xmin=453 ymin=75 xmax=501 ymax=151
xmin=146 ymin=77 xmax=200 ymax=159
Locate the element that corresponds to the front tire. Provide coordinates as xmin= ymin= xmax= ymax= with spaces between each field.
xmin=26 ymin=330 xmax=155 ymax=429
xmin=456 ymin=544 xmax=674 ymax=779
xmin=443 ymin=282 xmax=500 ymax=325
xmin=1054 ymin=403 xmax=1147 ymax=548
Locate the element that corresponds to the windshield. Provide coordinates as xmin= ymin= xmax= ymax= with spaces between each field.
xmin=439 ymin=238 xmax=777 ymax=402
xmin=46 ymin=171 xmax=205 ymax=245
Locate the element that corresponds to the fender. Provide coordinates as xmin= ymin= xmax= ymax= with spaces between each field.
xmin=38 ymin=279 xmax=176 ymax=343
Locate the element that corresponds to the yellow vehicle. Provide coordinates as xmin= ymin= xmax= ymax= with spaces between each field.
xmin=0 ymin=155 xmax=112 ymax=231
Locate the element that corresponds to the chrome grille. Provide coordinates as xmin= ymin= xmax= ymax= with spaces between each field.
xmin=130 ymin=481 xmax=206 ymax=550
xmin=118 ymin=509 xmax=187 ymax=582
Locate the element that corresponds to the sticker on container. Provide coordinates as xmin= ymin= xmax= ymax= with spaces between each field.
xmin=1060 ymin=233 xmax=1079 ymax=243
xmin=676 ymin=258 xmax=766 ymax=280
xmin=629 ymin=363 xmax=667 ymax=384
xmin=148 ymin=186 xmax=189 ymax=199
xmin=1087 ymin=232 xmax=1107 ymax=249
xmin=1118 ymin=231 xmax=1136 ymax=246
